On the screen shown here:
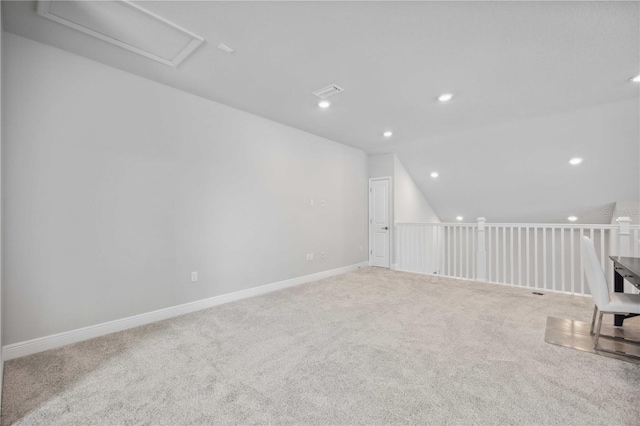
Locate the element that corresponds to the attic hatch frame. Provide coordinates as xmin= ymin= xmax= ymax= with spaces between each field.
xmin=36 ymin=0 xmax=205 ymax=67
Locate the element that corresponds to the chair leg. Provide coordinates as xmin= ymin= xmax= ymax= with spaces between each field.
xmin=593 ymin=311 xmax=604 ymax=350
xmin=590 ymin=305 xmax=598 ymax=335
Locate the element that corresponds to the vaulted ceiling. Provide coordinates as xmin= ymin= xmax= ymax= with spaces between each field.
xmin=3 ymin=1 xmax=639 ymax=223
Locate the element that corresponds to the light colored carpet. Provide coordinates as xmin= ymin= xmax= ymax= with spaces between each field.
xmin=2 ymin=267 xmax=640 ymax=425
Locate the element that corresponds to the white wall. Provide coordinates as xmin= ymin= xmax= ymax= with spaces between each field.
xmin=0 ymin=14 xmax=4 ymax=403
xmin=368 ymin=153 xmax=439 ymax=268
xmin=394 ymin=156 xmax=440 ymax=223
xmin=2 ymin=34 xmax=368 ymax=345
xmin=392 ymin=156 xmax=440 ymax=273
xmin=368 ymin=153 xmax=439 ymax=224
xmin=368 ymin=153 xmax=395 ymax=179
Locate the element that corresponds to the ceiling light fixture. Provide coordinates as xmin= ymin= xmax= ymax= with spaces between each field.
xmin=630 ymin=75 xmax=640 ymax=83
xmin=318 ymin=100 xmax=331 ymax=109
xmin=438 ymin=93 xmax=453 ymax=102
xmin=383 ymin=131 xmax=393 ymax=137
xmin=430 ymin=172 xmax=439 ymax=178
xmin=568 ymin=216 xmax=578 ymax=222
xmin=456 ymin=216 xmax=463 ymax=221
xmin=569 ymin=158 xmax=583 ymax=165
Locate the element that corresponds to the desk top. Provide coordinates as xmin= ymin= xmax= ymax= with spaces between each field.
xmin=610 ymin=256 xmax=640 ymax=278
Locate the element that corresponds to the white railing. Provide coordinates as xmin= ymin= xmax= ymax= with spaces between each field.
xmin=395 ymin=217 xmax=640 ymax=296
xmin=483 ymin=224 xmax=615 ymax=294
xmin=395 ymin=223 xmax=477 ymax=278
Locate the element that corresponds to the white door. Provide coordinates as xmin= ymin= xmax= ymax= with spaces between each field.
xmin=370 ymin=178 xmax=390 ymax=268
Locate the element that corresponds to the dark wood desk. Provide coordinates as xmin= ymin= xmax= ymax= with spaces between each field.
xmin=610 ymin=256 xmax=640 ymax=326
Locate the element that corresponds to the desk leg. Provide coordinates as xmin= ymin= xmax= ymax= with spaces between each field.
xmin=614 ymin=270 xmax=625 ymax=326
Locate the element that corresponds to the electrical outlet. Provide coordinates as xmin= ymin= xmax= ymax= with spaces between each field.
xmin=321 ymin=251 xmax=325 ymax=259
xmin=306 ymin=253 xmax=314 ymax=261
xmin=321 ymin=200 xmax=326 ymax=207
xmin=191 ymin=272 xmax=198 ymax=282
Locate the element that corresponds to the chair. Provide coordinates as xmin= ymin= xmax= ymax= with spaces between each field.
xmin=580 ymin=236 xmax=640 ymax=352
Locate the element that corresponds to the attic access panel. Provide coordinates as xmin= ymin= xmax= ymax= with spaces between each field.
xmin=37 ymin=0 xmax=204 ymax=67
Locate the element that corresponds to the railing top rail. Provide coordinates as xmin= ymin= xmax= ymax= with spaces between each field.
xmin=395 ymin=222 xmax=476 ymax=226
xmin=483 ymin=223 xmax=618 ymax=229
xmin=395 ymin=222 xmax=619 ymax=229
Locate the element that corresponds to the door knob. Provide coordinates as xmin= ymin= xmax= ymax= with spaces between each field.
xmin=382 ymin=226 xmax=389 ymax=230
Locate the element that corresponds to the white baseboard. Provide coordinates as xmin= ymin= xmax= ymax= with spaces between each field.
xmin=3 ymin=262 xmax=369 ymax=361
xmin=0 ymin=350 xmax=3 ymax=407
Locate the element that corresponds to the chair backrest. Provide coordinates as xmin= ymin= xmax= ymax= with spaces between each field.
xmin=580 ymin=236 xmax=610 ymax=309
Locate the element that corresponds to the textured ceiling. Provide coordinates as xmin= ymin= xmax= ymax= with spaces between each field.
xmin=3 ymin=1 xmax=639 ymax=223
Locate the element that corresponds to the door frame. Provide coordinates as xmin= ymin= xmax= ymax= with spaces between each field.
xmin=368 ymin=177 xmax=392 ymax=268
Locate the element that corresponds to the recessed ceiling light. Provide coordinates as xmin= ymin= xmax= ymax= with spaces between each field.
xmin=456 ymin=216 xmax=463 ymax=221
xmin=430 ymin=172 xmax=439 ymax=178
xmin=383 ymin=131 xmax=393 ymax=137
xmin=630 ymin=75 xmax=640 ymax=83
xmin=569 ymin=158 xmax=583 ymax=165
xmin=318 ymin=100 xmax=331 ymax=109
xmin=568 ymin=216 xmax=578 ymax=222
xmin=438 ymin=93 xmax=453 ymax=102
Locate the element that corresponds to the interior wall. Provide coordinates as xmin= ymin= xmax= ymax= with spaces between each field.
xmin=2 ymin=34 xmax=368 ymax=345
xmin=368 ymin=153 xmax=395 ymax=179
xmin=368 ymin=153 xmax=440 ymax=267
xmin=393 ymin=156 xmax=440 ymax=223
xmin=0 ymin=13 xmax=4 ymax=403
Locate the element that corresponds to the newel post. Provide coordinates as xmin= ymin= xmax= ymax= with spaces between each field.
xmin=617 ymin=216 xmax=631 ymax=257
xmin=476 ymin=217 xmax=487 ymax=282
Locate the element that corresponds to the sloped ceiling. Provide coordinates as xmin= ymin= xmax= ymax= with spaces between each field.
xmin=3 ymin=1 xmax=639 ymax=223
xmin=382 ymin=99 xmax=639 ymax=223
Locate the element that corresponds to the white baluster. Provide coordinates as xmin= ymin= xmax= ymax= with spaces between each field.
xmin=518 ymin=227 xmax=522 ymax=286
xmin=542 ymin=227 xmax=547 ymax=290
xmin=551 ymin=228 xmax=556 ymax=291
xmin=570 ymin=228 xmax=575 ymax=294
xmin=561 ymin=228 xmax=565 ymax=292
xmin=488 ymin=226 xmax=493 ymax=281
xmin=579 ymin=228 xmax=584 ymax=294
xmin=476 ymin=218 xmax=487 ymax=282
xmin=524 ymin=226 xmax=531 ymax=287
xmin=466 ymin=226 xmax=470 ymax=279
xmin=502 ymin=227 xmax=506 ymax=283
xmin=510 ymin=227 xmax=514 ymax=285
xmin=534 ymin=227 xmax=539 ymax=289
